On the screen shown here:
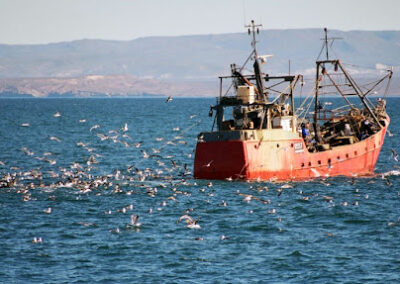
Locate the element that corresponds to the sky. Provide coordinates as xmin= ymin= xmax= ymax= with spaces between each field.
xmin=1 ymin=0 xmax=399 ymax=44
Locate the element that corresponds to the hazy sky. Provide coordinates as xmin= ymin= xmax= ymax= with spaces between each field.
xmin=1 ymin=0 xmax=399 ymax=44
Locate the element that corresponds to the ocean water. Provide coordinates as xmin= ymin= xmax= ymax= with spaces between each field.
xmin=0 ymin=97 xmax=399 ymax=283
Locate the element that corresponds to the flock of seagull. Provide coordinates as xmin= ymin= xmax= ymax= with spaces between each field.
xmin=1 ymin=100 xmax=399 ymax=245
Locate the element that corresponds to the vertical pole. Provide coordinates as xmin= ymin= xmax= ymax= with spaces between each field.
xmin=313 ymin=62 xmax=321 ymax=143
xmin=219 ymin=77 xmax=223 ymax=98
xmin=290 ymin=78 xmax=295 ymax=132
xmin=324 ymin=28 xmax=329 ymax=60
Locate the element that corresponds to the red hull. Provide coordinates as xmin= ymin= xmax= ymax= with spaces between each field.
xmin=194 ymin=120 xmax=389 ymax=181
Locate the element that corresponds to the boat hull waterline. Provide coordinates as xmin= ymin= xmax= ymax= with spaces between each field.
xmin=194 ymin=117 xmax=389 ymax=181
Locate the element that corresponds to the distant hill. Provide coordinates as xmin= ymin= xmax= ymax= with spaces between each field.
xmin=0 ymin=75 xmax=216 ymax=97
xmin=0 ymin=29 xmax=399 ymax=96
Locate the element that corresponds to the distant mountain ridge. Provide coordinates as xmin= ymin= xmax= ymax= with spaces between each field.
xmin=0 ymin=29 xmax=399 ymax=97
xmin=1 ymin=29 xmax=399 ymax=79
xmin=0 ymin=75 xmax=216 ymax=97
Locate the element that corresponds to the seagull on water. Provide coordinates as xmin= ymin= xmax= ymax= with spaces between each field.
xmin=49 ymin=136 xmax=61 ymax=142
xmin=177 ymin=215 xmax=201 ymax=229
xmin=32 ymin=237 xmax=43 ymax=243
xmin=43 ymin=207 xmax=52 ymax=214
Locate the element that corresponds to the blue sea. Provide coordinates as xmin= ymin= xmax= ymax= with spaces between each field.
xmin=0 ymin=97 xmax=399 ymax=283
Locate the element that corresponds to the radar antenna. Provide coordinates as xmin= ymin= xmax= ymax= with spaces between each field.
xmin=245 ymin=20 xmax=267 ymax=101
xmin=321 ymin=27 xmax=342 ymax=60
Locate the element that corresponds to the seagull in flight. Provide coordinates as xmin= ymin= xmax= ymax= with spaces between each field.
xmin=202 ymin=160 xmax=213 ymax=167
xmin=129 ymin=214 xmax=142 ymax=227
xmin=121 ymin=123 xmax=128 ymax=132
xmin=166 ymin=96 xmax=172 ymax=103
xmin=141 ymin=150 xmax=150 ymax=159
xmin=392 ymin=148 xmax=398 ymax=162
xmin=90 ymin=124 xmax=101 ymax=132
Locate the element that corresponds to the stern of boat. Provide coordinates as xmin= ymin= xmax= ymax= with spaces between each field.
xmin=194 ymin=139 xmax=247 ymax=180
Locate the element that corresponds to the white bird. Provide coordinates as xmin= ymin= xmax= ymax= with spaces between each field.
xmin=87 ymin=155 xmax=98 ymax=165
xmin=120 ymin=141 xmax=130 ymax=148
xmin=122 ymin=133 xmax=132 ymax=140
xmin=281 ymin=184 xmax=293 ymax=189
xmin=166 ymin=96 xmax=173 ymax=103
xmin=141 ymin=150 xmax=150 ymax=159
xmin=391 ymin=148 xmax=398 ymax=162
xmin=76 ymin=141 xmax=89 ymax=148
xmin=32 ymin=237 xmax=43 ymax=243
xmin=53 ymin=112 xmax=61 ymax=118
xmin=43 ymin=207 xmax=52 ymax=214
xmin=45 ymin=158 xmax=57 ymax=165
xmin=177 ymin=215 xmax=201 ymax=229
xmin=21 ymin=147 xmax=34 ymax=156
xmin=129 ymin=214 xmax=142 ymax=227
xmin=21 ymin=123 xmax=30 ymax=127
xmin=121 ymin=123 xmax=128 ymax=132
xmin=258 ymin=54 xmax=274 ymax=64
xmin=90 ymin=124 xmax=101 ymax=132
xmin=171 ymin=160 xmax=177 ymax=168
xmin=49 ymin=136 xmax=61 ymax=142
xmin=203 ymin=160 xmax=213 ymax=168
xmin=97 ymin=133 xmax=108 ymax=141
xmin=109 ymin=227 xmax=120 ymax=234
xmin=243 ymin=195 xmax=252 ymax=203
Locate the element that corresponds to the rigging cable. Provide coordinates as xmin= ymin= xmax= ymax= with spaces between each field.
xmin=383 ymin=72 xmax=392 ymax=99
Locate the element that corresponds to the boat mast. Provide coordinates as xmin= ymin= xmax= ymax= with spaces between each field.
xmin=324 ymin=27 xmax=329 ymax=60
xmin=313 ymin=28 xmax=331 ymax=143
xmin=245 ymin=20 xmax=267 ymax=101
xmin=315 ymin=28 xmax=383 ymax=129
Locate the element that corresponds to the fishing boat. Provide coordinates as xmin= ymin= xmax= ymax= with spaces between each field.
xmin=193 ymin=21 xmax=393 ymax=181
